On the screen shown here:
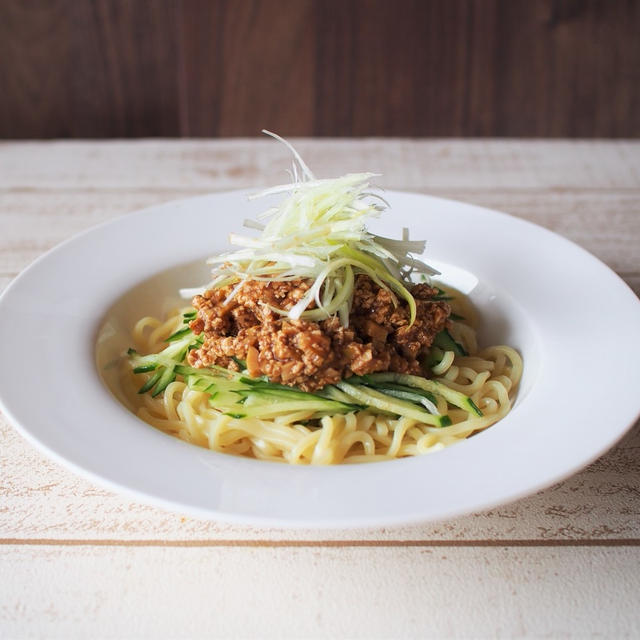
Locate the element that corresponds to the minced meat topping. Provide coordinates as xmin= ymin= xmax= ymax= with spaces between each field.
xmin=188 ymin=274 xmax=450 ymax=392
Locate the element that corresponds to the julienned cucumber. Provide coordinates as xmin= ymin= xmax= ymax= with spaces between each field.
xmin=336 ymin=382 xmax=452 ymax=427
xmin=166 ymin=326 xmax=193 ymax=342
xmin=360 ymin=372 xmax=483 ymax=417
xmin=182 ymin=370 xmax=360 ymax=419
xmin=128 ymin=330 xmax=198 ymax=396
xmin=349 ymin=377 xmax=438 ymax=404
xmin=128 ymin=311 xmax=482 ymax=422
xmin=433 ymin=328 xmax=467 ymax=356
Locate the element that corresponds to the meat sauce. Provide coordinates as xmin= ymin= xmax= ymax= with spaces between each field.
xmin=188 ymin=274 xmax=450 ymax=392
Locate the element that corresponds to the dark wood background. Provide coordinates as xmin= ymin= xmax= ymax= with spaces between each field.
xmin=1 ymin=0 xmax=638 ymax=138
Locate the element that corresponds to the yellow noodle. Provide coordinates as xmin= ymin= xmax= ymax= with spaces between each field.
xmin=431 ymin=350 xmax=455 ymax=375
xmin=122 ymin=304 xmax=523 ymax=465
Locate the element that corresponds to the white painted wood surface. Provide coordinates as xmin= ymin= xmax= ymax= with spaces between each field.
xmin=1 ymin=139 xmax=639 ymax=639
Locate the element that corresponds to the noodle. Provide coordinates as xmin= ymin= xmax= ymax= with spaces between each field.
xmin=120 ymin=296 xmax=523 ymax=465
xmin=116 ymin=138 xmax=523 ymax=465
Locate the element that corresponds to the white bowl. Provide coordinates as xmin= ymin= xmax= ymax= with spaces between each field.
xmin=1 ymin=191 xmax=639 ymax=527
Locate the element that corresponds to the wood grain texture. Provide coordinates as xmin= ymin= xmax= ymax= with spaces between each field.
xmin=1 ymin=189 xmax=639 ymax=277
xmin=1 ymin=139 xmax=638 ymax=280
xmin=0 ymin=1 xmax=181 ymax=138
xmin=0 ymin=138 xmax=639 ymax=544
xmin=2 ymin=414 xmax=639 ymax=542
xmin=0 ymin=1 xmax=639 ymax=137
xmin=2 ymin=139 xmax=639 ymax=190
xmin=0 ymin=139 xmax=639 ymax=638
xmin=1 ymin=546 xmax=639 ymax=638
xmin=179 ymin=0 xmax=316 ymax=136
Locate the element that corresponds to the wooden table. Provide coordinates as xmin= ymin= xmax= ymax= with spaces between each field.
xmin=1 ymin=139 xmax=639 ymax=639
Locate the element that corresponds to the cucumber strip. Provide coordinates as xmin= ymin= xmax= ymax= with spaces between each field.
xmin=185 ymin=378 xmax=246 ymax=408
xmin=138 ymin=369 xmax=164 ymax=394
xmin=176 ymin=364 xmax=240 ymax=380
xmin=369 ymin=387 xmax=439 ymax=414
xmin=318 ymin=385 xmax=360 ymax=405
xmin=224 ymin=399 xmax=353 ymax=418
xmin=212 ymin=392 xmax=247 ymax=406
xmin=173 ymin=347 xmax=189 ymax=363
xmin=130 ymin=352 xmax=164 ymax=372
xmin=433 ymin=329 xmax=467 ymax=356
xmin=239 ymin=383 xmax=360 ymax=407
xmin=132 ymin=362 xmax=159 ymax=374
xmin=362 ymin=373 xmax=483 ymax=417
xmin=179 ymin=369 xmax=359 ymax=416
xmin=130 ymin=333 xmax=197 ymax=371
xmin=241 ymin=388 xmax=360 ymax=412
xmin=178 ymin=363 xmax=245 ymax=382
xmin=336 ymin=382 xmax=450 ymax=427
xmin=186 ymin=376 xmax=217 ymax=393
xmin=365 ymin=381 xmax=438 ymax=405
xmin=174 ymin=364 xmax=203 ymax=377
xmin=237 ymin=387 xmax=328 ymax=402
xmin=239 ymin=377 xmax=303 ymax=392
xmin=185 ymin=373 xmax=247 ymax=394
xmin=348 ymin=378 xmax=440 ymax=414
xmin=166 ymin=327 xmax=193 ymax=342
xmin=151 ymin=366 xmax=177 ymax=397
xmin=232 ymin=356 xmax=247 ymax=369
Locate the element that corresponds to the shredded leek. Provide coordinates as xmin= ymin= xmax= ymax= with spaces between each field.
xmin=200 ymin=130 xmax=438 ymax=326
